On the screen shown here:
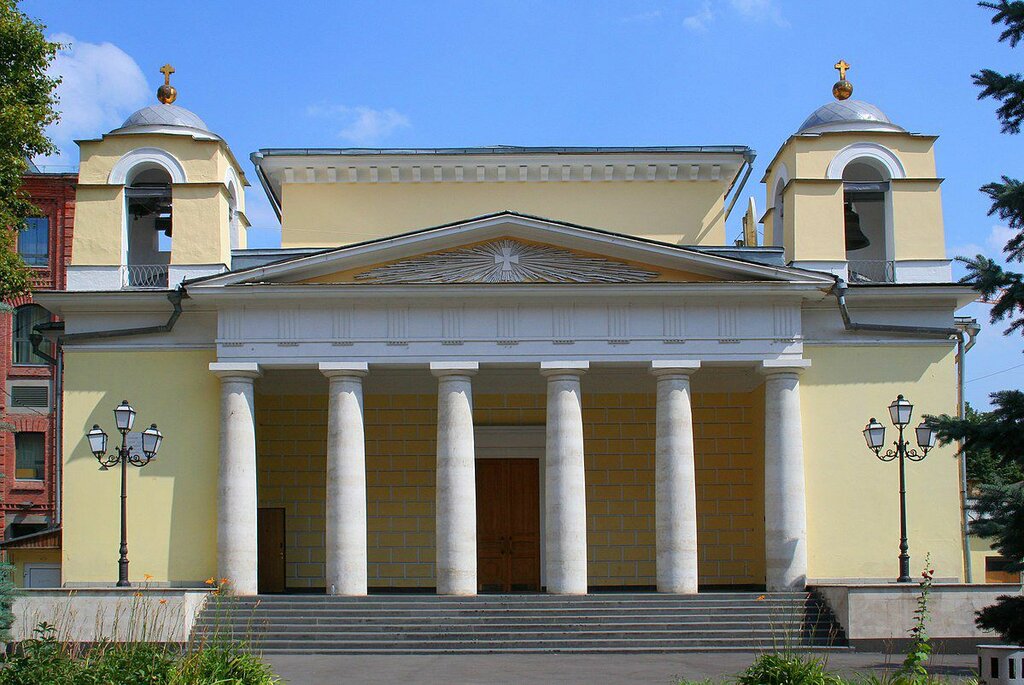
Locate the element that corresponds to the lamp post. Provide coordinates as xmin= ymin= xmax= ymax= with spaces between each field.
xmin=86 ymin=400 xmax=163 ymax=587
xmin=862 ymin=394 xmax=936 ymax=583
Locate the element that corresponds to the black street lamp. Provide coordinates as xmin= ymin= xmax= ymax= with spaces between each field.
xmin=86 ymin=400 xmax=163 ymax=587
xmin=862 ymin=394 xmax=936 ymax=583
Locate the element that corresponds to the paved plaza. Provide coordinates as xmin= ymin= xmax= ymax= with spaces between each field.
xmin=266 ymin=651 xmax=978 ymax=684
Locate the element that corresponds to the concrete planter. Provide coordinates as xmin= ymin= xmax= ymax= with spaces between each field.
xmin=978 ymin=645 xmax=1024 ymax=684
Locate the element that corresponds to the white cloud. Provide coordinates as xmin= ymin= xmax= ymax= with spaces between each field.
xmin=986 ymin=224 xmax=1015 ymax=253
xmin=729 ymin=0 xmax=789 ymax=28
xmin=949 ymin=225 xmax=1014 ymax=265
xmin=37 ymin=33 xmax=149 ymax=167
xmin=306 ymin=104 xmax=411 ymax=145
xmin=683 ymin=2 xmax=714 ymax=32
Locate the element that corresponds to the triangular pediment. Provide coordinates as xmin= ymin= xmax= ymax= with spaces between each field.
xmin=191 ymin=212 xmax=834 ymax=287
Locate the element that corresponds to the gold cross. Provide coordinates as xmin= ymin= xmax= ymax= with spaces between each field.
xmin=834 ymin=59 xmax=850 ymax=81
xmin=160 ymin=63 xmax=175 ymax=86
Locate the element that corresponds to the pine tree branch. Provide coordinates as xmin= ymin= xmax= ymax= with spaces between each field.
xmin=974 ymin=69 xmax=1024 ymax=133
xmin=980 ymin=1 xmax=1024 ymax=47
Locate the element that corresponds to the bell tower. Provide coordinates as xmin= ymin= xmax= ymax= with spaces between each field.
xmin=68 ymin=65 xmax=250 ymax=291
xmin=761 ymin=61 xmax=950 ymax=283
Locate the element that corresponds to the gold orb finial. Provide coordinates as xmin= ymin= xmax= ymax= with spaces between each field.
xmin=832 ymin=59 xmax=853 ymax=101
xmin=157 ymin=63 xmax=177 ymax=104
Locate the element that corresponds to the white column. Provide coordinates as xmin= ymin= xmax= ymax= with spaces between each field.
xmin=541 ymin=361 xmax=589 ymax=595
xmin=320 ymin=362 xmax=369 ymax=596
xmin=651 ymin=360 xmax=701 ymax=594
xmin=760 ymin=359 xmax=811 ymax=591
xmin=431 ymin=362 xmax=478 ymax=596
xmin=210 ymin=362 xmax=261 ymax=596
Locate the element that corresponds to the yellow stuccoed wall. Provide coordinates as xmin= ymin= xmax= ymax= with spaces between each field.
xmin=279 ymin=181 xmax=729 ymax=248
xmin=256 ymin=390 xmax=765 ymax=589
xmin=801 ymin=344 xmax=964 ymax=581
xmin=62 ymin=350 xmax=220 ymax=585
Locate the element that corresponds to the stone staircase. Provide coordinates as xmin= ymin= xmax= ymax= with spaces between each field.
xmin=191 ymin=591 xmax=848 ymax=655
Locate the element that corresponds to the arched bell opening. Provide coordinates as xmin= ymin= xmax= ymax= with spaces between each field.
xmin=842 ymin=159 xmax=892 ymax=282
xmin=124 ymin=166 xmax=172 ymax=287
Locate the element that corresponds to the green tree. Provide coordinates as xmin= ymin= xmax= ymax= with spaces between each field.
xmin=958 ymin=403 xmax=1024 ymax=488
xmin=929 ymin=0 xmax=1024 ymax=644
xmin=0 ymin=0 xmax=60 ymax=301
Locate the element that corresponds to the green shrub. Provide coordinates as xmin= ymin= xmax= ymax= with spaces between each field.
xmin=0 ymin=560 xmax=17 ymax=642
xmin=976 ymin=595 xmax=1024 ymax=645
xmin=736 ymin=653 xmax=845 ymax=685
xmin=80 ymin=642 xmax=176 ymax=685
xmin=0 ymin=623 xmax=85 ymax=685
xmin=0 ymin=622 xmax=279 ymax=685
xmin=171 ymin=644 xmax=280 ymax=685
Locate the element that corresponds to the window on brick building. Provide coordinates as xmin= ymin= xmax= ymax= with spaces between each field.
xmin=17 ymin=217 xmax=49 ymax=267
xmin=15 ymin=432 xmax=45 ymax=480
xmin=12 ymin=304 xmax=51 ymax=365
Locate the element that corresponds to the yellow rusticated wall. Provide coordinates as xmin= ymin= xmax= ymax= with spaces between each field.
xmin=256 ymin=390 xmax=765 ymax=589
xmin=62 ymin=350 xmax=220 ymax=586
xmin=801 ymin=344 xmax=964 ymax=581
xmin=73 ymin=133 xmax=246 ymax=267
xmin=279 ymin=181 xmax=729 ymax=248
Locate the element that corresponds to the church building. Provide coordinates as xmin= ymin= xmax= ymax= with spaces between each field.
xmin=37 ymin=64 xmax=979 ymax=596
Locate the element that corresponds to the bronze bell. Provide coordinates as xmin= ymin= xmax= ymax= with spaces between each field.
xmin=844 ymin=201 xmax=870 ymax=251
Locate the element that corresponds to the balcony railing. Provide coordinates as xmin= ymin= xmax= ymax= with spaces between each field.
xmin=848 ymin=260 xmax=895 ymax=284
xmin=122 ymin=264 xmax=169 ymax=289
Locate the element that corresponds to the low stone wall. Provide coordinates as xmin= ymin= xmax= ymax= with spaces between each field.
xmin=815 ymin=583 xmax=1022 ymax=652
xmin=12 ymin=588 xmax=212 ymax=643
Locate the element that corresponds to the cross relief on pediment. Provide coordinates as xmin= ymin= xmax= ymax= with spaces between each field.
xmin=353 ymin=239 xmax=659 ymax=284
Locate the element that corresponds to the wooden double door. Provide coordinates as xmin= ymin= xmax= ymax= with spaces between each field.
xmin=476 ymin=458 xmax=541 ymax=593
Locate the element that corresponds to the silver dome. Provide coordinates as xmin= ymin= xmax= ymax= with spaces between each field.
xmin=797 ymin=100 xmax=904 ymax=134
xmin=110 ymin=104 xmax=218 ymax=139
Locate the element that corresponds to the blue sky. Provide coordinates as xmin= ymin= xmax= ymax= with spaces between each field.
xmin=22 ymin=0 xmax=1024 ymax=409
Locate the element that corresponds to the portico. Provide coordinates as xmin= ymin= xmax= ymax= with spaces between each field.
xmin=211 ymin=359 xmax=807 ymax=595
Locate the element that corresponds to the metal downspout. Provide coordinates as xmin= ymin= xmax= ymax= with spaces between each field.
xmin=954 ymin=318 xmax=980 ymax=583
xmin=54 ymin=352 xmax=62 ymax=526
xmin=831 ymin=279 xmax=961 ymax=338
xmin=832 ymin=278 xmax=980 ymax=582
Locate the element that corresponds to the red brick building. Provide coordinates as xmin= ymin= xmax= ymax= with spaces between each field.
xmin=0 ymin=167 xmax=76 ymax=586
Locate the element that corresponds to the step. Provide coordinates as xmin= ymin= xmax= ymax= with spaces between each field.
xmin=249 ymin=646 xmax=850 ymax=655
xmin=240 ymin=637 xmax=841 ymax=651
xmin=197 ymin=617 xmax=831 ymax=628
xmin=191 ymin=591 xmax=847 ymax=654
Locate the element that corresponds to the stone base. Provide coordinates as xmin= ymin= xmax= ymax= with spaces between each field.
xmin=815 ymin=583 xmax=1022 ymax=654
xmin=12 ymin=588 xmax=212 ymax=643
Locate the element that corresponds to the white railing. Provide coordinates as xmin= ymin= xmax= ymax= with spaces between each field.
xmin=848 ymin=260 xmax=895 ymax=283
xmin=122 ymin=264 xmax=169 ymax=289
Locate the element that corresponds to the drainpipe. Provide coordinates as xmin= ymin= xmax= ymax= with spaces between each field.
xmin=831 ymin=278 xmax=961 ymax=338
xmin=29 ymin=289 xmax=187 ymax=529
xmin=54 ymin=352 xmax=62 ymax=526
xmin=831 ymin=278 xmax=980 ymax=582
xmin=954 ymin=317 xmax=980 ymax=583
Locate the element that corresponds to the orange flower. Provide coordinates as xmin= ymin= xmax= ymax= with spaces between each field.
xmin=158 ymin=599 xmax=168 ymax=605
xmin=219 ymin=578 xmax=229 ymax=585
xmin=756 ymin=595 xmax=766 ymax=601
xmin=134 ymin=592 xmax=142 ymax=597
xmin=204 ymin=577 xmax=216 ymax=586
xmin=144 ymin=573 xmax=153 ymax=581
